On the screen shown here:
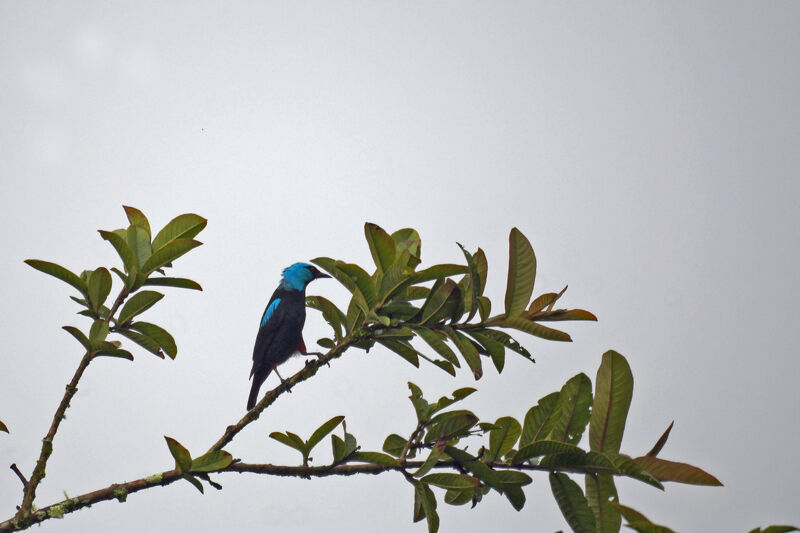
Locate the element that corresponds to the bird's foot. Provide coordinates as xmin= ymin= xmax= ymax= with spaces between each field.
xmin=306 ymin=351 xmax=330 ymax=367
xmin=274 ymin=370 xmax=293 ymax=393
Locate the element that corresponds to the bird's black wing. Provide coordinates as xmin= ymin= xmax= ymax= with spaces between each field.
xmin=250 ymin=291 xmax=286 ymax=378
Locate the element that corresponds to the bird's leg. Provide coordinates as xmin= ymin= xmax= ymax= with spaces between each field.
xmin=273 ymin=366 xmax=293 ymax=393
xmin=298 ymin=337 xmax=330 ymax=367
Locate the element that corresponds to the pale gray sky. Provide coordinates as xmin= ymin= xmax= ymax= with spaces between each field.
xmin=1 ymin=2 xmax=798 ymax=531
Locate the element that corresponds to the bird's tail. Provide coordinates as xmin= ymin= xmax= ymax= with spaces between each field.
xmin=247 ymin=369 xmax=269 ymax=411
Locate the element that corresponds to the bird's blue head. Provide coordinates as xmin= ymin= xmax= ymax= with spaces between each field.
xmin=280 ymin=262 xmax=331 ymax=291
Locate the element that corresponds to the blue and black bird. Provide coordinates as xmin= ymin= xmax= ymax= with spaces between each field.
xmin=247 ymin=262 xmax=331 ymax=410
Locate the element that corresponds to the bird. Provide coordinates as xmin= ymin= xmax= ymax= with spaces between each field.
xmin=247 ymin=262 xmax=331 ymax=410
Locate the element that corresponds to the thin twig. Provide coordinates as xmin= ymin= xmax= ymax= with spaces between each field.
xmin=9 ymin=465 xmax=27 ymax=486
xmin=400 ymin=423 xmax=425 ymax=462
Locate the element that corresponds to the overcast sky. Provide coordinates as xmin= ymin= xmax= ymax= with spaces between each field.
xmin=1 ymin=2 xmax=798 ymax=532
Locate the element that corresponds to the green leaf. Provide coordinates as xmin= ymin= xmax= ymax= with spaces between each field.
xmin=421 ymin=473 xmax=479 ymax=490
xmin=365 ymin=223 xmax=397 ymax=273
xmin=123 ymin=206 xmax=151 ymax=236
xmin=609 ymin=502 xmax=650 ymax=524
xmin=549 ymin=373 xmax=592 ymax=444
xmin=585 ymin=474 xmax=621 ymax=533
xmin=444 ymin=446 xmax=504 ymax=491
xmin=98 ymin=230 xmax=138 ymax=277
xmin=24 ymin=259 xmax=87 ymax=294
xmin=539 ymin=449 xmax=615 ymax=470
xmin=549 ymin=472 xmax=596 ymax=533
xmin=126 ymin=224 xmax=152 ymax=269
xmin=391 ymin=228 xmax=422 ymax=269
xmin=93 ymin=343 xmax=134 ymax=360
xmin=89 ymin=319 xmax=109 ymax=342
xmin=383 ymin=434 xmax=407 ymax=457
xmin=488 ymin=416 xmax=521 ymax=462
xmin=164 ymin=436 xmax=192 ymax=472
xmin=86 ymin=268 xmax=113 ymax=311
xmin=504 ymin=484 xmax=525 ymax=511
xmin=414 ymin=441 xmax=446 ymax=478
xmin=505 ymin=227 xmax=536 ymax=317
xmin=129 ymin=322 xmax=177 ymax=359
xmin=414 ymin=328 xmax=461 ymax=369
xmin=534 ymin=309 xmax=598 ymax=321
xmin=513 ymin=440 xmax=584 ymax=463
xmin=477 ymin=296 xmax=491 ymax=322
xmin=457 ymin=243 xmax=481 ymax=322
xmin=444 ymin=488 xmax=473 ymax=506
xmin=427 ymin=411 xmax=479 ymax=441
xmin=589 ymin=350 xmax=634 ymax=454
xmin=465 ymin=329 xmax=505 ymax=373
xmin=143 ymin=277 xmax=203 ymax=291
xmin=411 ymin=264 xmax=468 ymax=284
xmin=378 ymin=339 xmax=420 ymax=367
xmin=306 ymin=295 xmax=347 ymax=341
xmin=415 ymin=481 xmax=439 ymax=533
xmin=527 ymin=291 xmax=562 ymax=315
xmin=336 ymin=263 xmax=378 ymax=308
xmin=151 ymin=213 xmax=207 ymax=251
xmin=331 ymin=434 xmax=347 ymax=462
xmin=317 ymin=338 xmax=335 ymax=348
xmin=117 ymin=290 xmax=164 ymax=326
xmin=141 ymin=239 xmax=202 ymax=274
xmin=190 ymin=450 xmax=233 ymax=472
xmin=758 ymin=528 xmax=800 ymax=533
xmin=345 ymin=298 xmax=366 ymax=334
xmin=646 ymin=421 xmax=674 ymax=457
xmin=307 ymin=415 xmax=345 ymax=453
xmin=520 ymin=392 xmax=560 ymax=447
xmin=182 ymin=474 xmax=204 ymax=494
xmin=62 ymin=325 xmax=92 ymax=351
xmin=0 ymin=420 xmax=9 ymax=433
xmin=377 ymin=250 xmax=413 ymax=304
xmin=608 ymin=503 xmax=678 ymax=532
xmin=416 ymin=279 xmax=461 ymax=325
xmin=350 ymin=451 xmax=401 ymax=467
xmin=473 ymin=328 xmax=533 ymax=360
xmin=407 ymin=286 xmax=431 ymax=301
xmin=496 ymin=469 xmax=532 ymax=486
xmin=473 ymin=248 xmax=488 ymax=295
xmin=632 ymin=456 xmax=723 ymax=486
xmin=270 ymin=432 xmax=306 ymax=455
xmin=606 ymin=453 xmax=663 ymax=489
xmin=442 ymin=327 xmax=482 ymax=379
xmin=116 ymin=328 xmax=164 ymax=358
xmin=500 ymin=316 xmax=572 ymax=342
xmin=431 ymin=387 xmax=476 ymax=414
xmin=311 ymin=257 xmax=358 ymax=294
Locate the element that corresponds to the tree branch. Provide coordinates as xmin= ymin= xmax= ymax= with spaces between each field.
xmin=16 ymin=285 xmax=131 ymax=523
xmin=0 ymin=457 xmax=621 ymax=531
xmin=16 ymin=351 xmax=92 ymax=520
xmin=206 ymin=338 xmax=351 ymax=453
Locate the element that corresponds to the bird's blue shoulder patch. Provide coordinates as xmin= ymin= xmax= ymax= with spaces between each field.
xmin=260 ymin=298 xmax=281 ymax=328
xmin=281 ymin=262 xmax=315 ymax=291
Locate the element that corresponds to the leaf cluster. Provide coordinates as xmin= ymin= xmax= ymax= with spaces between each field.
xmin=24 ymin=206 xmax=205 ymax=362
xmin=308 ymin=224 xmax=596 ymax=381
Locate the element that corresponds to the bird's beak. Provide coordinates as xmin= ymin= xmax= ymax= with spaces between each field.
xmin=314 ymin=271 xmax=332 ymax=279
